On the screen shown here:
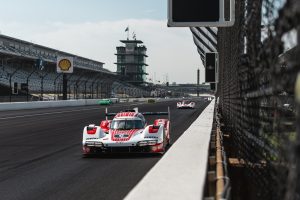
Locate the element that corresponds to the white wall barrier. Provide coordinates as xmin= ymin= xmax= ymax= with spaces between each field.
xmin=0 ymin=97 xmax=184 ymax=111
xmin=0 ymin=98 xmax=172 ymax=111
xmin=125 ymin=100 xmax=215 ymax=200
xmin=0 ymin=99 xmax=103 ymax=111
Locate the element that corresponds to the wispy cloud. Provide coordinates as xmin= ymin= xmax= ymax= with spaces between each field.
xmin=0 ymin=19 xmax=204 ymax=83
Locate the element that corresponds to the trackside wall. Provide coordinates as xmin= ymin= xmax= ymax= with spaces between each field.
xmin=0 ymin=98 xmax=170 ymax=111
xmin=125 ymin=100 xmax=215 ymax=200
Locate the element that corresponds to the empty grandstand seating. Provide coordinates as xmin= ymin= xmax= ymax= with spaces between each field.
xmin=0 ymin=34 xmax=150 ymax=101
xmin=0 ymin=63 xmax=148 ymax=101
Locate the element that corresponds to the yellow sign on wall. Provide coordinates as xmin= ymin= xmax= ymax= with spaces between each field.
xmin=57 ymin=57 xmax=74 ymax=73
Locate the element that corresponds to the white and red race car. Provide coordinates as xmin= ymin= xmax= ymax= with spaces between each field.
xmin=82 ymin=108 xmax=170 ymax=156
xmin=177 ymin=100 xmax=195 ymax=109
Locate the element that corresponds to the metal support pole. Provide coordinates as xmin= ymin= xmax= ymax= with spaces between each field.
xmin=67 ymin=83 xmax=69 ymax=99
xmin=40 ymin=72 xmax=49 ymax=101
xmin=294 ymin=70 xmax=300 ymax=200
xmin=75 ymin=83 xmax=80 ymax=99
xmin=90 ymin=84 xmax=93 ymax=99
xmin=107 ymin=83 xmax=111 ymax=98
xmin=54 ymin=74 xmax=61 ymax=101
xmin=73 ymin=84 xmax=76 ymax=99
xmin=84 ymin=80 xmax=87 ymax=99
xmin=67 ymin=74 xmax=76 ymax=99
xmin=75 ymin=82 xmax=79 ymax=99
xmin=41 ymin=76 xmax=44 ymax=101
xmin=197 ymin=68 xmax=200 ymax=97
xmin=74 ymin=73 xmax=85 ymax=99
xmin=63 ymin=74 xmax=67 ymax=100
xmin=96 ymin=82 xmax=99 ymax=98
xmin=107 ymin=83 xmax=110 ymax=98
xmin=27 ymin=68 xmax=38 ymax=101
xmin=100 ymin=82 xmax=102 ymax=99
xmin=90 ymin=74 xmax=101 ymax=99
xmin=9 ymin=63 xmax=23 ymax=102
xmin=9 ymin=75 xmax=12 ymax=102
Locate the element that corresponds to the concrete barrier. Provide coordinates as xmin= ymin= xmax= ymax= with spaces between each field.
xmin=0 ymin=97 xmax=182 ymax=111
xmin=125 ymin=100 xmax=215 ymax=200
xmin=0 ymin=99 xmax=102 ymax=111
xmin=0 ymin=97 xmax=174 ymax=111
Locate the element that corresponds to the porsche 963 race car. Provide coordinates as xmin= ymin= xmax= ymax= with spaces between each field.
xmin=82 ymin=107 xmax=170 ymax=156
xmin=177 ymin=100 xmax=195 ymax=109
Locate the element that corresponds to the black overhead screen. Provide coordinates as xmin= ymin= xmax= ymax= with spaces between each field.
xmin=172 ymin=0 xmax=220 ymax=22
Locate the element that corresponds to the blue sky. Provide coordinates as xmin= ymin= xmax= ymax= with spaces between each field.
xmin=0 ymin=0 xmax=204 ymax=84
xmin=0 ymin=0 xmax=167 ymax=23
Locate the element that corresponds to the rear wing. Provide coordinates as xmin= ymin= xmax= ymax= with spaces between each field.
xmin=141 ymin=111 xmax=168 ymax=115
xmin=105 ymin=107 xmax=171 ymax=121
xmin=105 ymin=108 xmax=139 ymax=117
xmin=143 ymin=107 xmax=171 ymax=121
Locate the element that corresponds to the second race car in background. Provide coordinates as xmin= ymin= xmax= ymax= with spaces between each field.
xmin=98 ymin=99 xmax=112 ymax=105
xmin=177 ymin=100 xmax=195 ymax=109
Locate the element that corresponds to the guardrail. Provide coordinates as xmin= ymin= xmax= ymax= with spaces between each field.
xmin=206 ymin=107 xmax=231 ymax=200
xmin=216 ymin=127 xmax=230 ymax=199
xmin=217 ymin=1 xmax=299 ymax=198
xmin=0 ymin=99 xmax=101 ymax=111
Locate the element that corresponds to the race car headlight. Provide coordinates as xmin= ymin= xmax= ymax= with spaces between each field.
xmin=147 ymin=140 xmax=157 ymax=146
xmin=137 ymin=141 xmax=148 ymax=146
xmin=137 ymin=140 xmax=157 ymax=146
xmin=94 ymin=142 xmax=103 ymax=147
xmin=85 ymin=141 xmax=103 ymax=147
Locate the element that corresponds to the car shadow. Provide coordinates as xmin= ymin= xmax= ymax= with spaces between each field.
xmin=82 ymin=152 xmax=162 ymax=159
xmin=82 ymin=145 xmax=172 ymax=159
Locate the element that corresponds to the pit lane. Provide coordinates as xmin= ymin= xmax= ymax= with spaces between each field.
xmin=0 ymin=99 xmax=209 ymax=200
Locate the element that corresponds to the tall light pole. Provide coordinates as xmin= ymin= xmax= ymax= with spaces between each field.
xmin=9 ymin=63 xmax=23 ymax=102
xmin=53 ymin=74 xmax=62 ymax=100
xmin=27 ymin=68 xmax=38 ymax=101
xmin=197 ymin=68 xmax=200 ymax=97
xmin=62 ymin=74 xmax=67 ymax=100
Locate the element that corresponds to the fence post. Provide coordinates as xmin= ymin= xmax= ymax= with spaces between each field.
xmin=63 ymin=74 xmax=67 ymax=100
xmin=295 ymin=25 xmax=300 ymax=200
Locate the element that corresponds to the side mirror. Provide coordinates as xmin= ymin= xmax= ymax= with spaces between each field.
xmin=100 ymin=120 xmax=111 ymax=133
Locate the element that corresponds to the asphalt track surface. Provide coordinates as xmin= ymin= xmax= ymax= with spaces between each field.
xmin=0 ymin=99 xmax=209 ymax=200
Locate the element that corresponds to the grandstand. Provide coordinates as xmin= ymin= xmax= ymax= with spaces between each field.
xmin=0 ymin=34 xmax=149 ymax=102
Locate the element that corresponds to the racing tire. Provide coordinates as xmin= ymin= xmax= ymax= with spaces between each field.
xmin=167 ymin=137 xmax=172 ymax=146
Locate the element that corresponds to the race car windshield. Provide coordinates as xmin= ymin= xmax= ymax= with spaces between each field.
xmin=110 ymin=120 xmax=144 ymax=130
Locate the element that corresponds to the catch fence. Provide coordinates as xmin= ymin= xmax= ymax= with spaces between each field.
xmin=217 ymin=0 xmax=299 ymax=199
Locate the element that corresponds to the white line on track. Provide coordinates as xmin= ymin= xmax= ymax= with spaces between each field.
xmin=0 ymin=103 xmax=144 ymax=120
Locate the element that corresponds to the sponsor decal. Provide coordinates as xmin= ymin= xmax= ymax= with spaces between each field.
xmin=145 ymin=136 xmax=159 ymax=139
xmin=57 ymin=57 xmax=74 ymax=73
xmin=115 ymin=112 xmax=138 ymax=118
xmin=111 ymin=129 xmax=142 ymax=141
xmin=115 ymin=134 xmax=129 ymax=138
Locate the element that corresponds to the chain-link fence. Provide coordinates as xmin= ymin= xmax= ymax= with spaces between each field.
xmin=217 ymin=0 xmax=299 ymax=199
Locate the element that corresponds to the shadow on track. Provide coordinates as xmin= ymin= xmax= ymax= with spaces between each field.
xmin=82 ymin=144 xmax=173 ymax=159
xmin=83 ymin=153 xmax=162 ymax=159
